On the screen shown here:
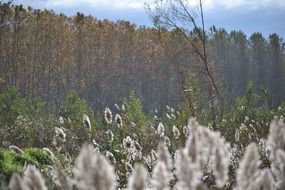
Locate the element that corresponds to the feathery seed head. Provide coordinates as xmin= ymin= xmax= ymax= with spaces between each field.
xmin=115 ymin=114 xmax=123 ymax=127
xmin=123 ymin=136 xmax=137 ymax=160
xmin=157 ymin=123 xmax=165 ymax=137
xmin=104 ymin=107 xmax=113 ymax=124
xmin=151 ymin=161 xmax=170 ymax=190
xmin=163 ymin=136 xmax=171 ymax=147
xmin=53 ymin=163 xmax=71 ymax=190
xmin=73 ymin=144 xmax=116 ymax=190
xmin=83 ymin=114 xmax=91 ymax=132
xmin=22 ymin=165 xmax=47 ymax=190
xmin=127 ymin=164 xmax=149 ymax=190
xmin=9 ymin=145 xmax=24 ymax=155
xmin=182 ymin=125 xmax=189 ymax=137
xmin=43 ymin=148 xmax=56 ymax=161
xmin=267 ymin=118 xmax=285 ymax=159
xmin=175 ymin=150 xmax=201 ymax=190
xmin=122 ymin=104 xmax=126 ymax=111
xmin=105 ymin=151 xmax=116 ymax=165
xmin=105 ymin=129 xmax=114 ymax=142
xmin=255 ymin=169 xmax=275 ymax=190
xmin=172 ymin=125 xmax=180 ymax=139
xmin=59 ymin=116 xmax=64 ymax=125
xmin=236 ymin=143 xmax=260 ymax=190
xmin=235 ymin=129 xmax=240 ymax=143
xmin=114 ymin=103 xmax=121 ymax=110
xmin=157 ymin=142 xmax=172 ymax=171
xmin=55 ymin=127 xmax=66 ymax=142
xmin=9 ymin=173 xmax=24 ymax=190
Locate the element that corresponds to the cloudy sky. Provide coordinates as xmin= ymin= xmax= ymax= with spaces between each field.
xmin=12 ymin=0 xmax=285 ymax=38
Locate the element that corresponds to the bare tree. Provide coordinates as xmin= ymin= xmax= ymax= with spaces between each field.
xmin=146 ymin=0 xmax=225 ymax=118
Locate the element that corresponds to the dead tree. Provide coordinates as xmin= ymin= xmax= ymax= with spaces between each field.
xmin=147 ymin=0 xmax=225 ymax=118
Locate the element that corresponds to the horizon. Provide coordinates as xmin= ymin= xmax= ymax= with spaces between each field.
xmin=8 ymin=0 xmax=285 ymax=38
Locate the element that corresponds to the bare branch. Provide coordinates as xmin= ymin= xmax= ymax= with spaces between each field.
xmin=147 ymin=0 xmax=225 ymax=118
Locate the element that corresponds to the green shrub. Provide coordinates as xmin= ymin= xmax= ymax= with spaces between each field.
xmin=122 ymin=91 xmax=147 ymax=129
xmin=59 ymin=91 xmax=95 ymax=125
xmin=23 ymin=148 xmax=52 ymax=166
xmin=0 ymin=87 xmax=26 ymax=126
xmin=56 ymin=91 xmax=97 ymax=155
xmin=220 ymin=81 xmax=273 ymax=145
xmin=0 ymin=148 xmax=52 ymax=176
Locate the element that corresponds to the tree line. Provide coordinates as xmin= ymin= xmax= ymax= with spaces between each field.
xmin=209 ymin=27 xmax=285 ymax=108
xmin=0 ymin=2 xmax=284 ymax=113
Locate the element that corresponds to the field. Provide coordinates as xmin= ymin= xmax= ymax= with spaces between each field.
xmin=1 ymin=86 xmax=285 ymax=190
xmin=1 ymin=1 xmax=285 ymax=189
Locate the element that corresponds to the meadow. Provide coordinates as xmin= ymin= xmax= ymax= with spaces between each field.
xmin=1 ymin=85 xmax=285 ymax=190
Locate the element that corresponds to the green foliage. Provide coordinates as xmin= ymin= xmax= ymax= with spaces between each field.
xmin=7 ymin=116 xmax=55 ymax=147
xmin=0 ymin=87 xmax=55 ymax=148
xmin=184 ymin=73 xmax=200 ymax=117
xmin=0 ymin=86 xmax=26 ymax=125
xmin=0 ymin=147 xmax=53 ymax=187
xmin=23 ymin=148 xmax=52 ymax=166
xmin=59 ymin=91 xmax=96 ymax=155
xmin=0 ymin=148 xmax=51 ymax=176
xmin=230 ymin=81 xmax=259 ymax=123
xmin=182 ymin=73 xmax=216 ymax=125
xmin=122 ymin=91 xmax=147 ymax=129
xmin=0 ymin=87 xmax=51 ymax=126
xmin=0 ymin=150 xmax=24 ymax=175
xmin=260 ymin=87 xmax=272 ymax=109
xmin=220 ymin=81 xmax=274 ymax=145
xmin=2 ymin=84 xmax=285 ymax=188
xmin=171 ymin=103 xmax=190 ymax=127
xmin=25 ymin=98 xmax=50 ymax=118
xmin=59 ymin=91 xmax=95 ymax=125
xmin=275 ymin=102 xmax=285 ymax=117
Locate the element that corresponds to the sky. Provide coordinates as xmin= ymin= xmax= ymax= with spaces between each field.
xmin=10 ymin=0 xmax=285 ymax=38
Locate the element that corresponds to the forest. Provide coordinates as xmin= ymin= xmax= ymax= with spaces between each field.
xmin=0 ymin=2 xmax=284 ymax=113
xmin=1 ymin=0 xmax=285 ymax=190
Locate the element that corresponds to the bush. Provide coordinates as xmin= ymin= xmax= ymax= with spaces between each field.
xmin=122 ymin=90 xmax=147 ymax=129
xmin=59 ymin=91 xmax=95 ymax=125
xmin=0 ymin=87 xmax=56 ymax=148
xmin=0 ymin=148 xmax=52 ymax=176
xmin=58 ymin=91 xmax=96 ymax=155
xmin=0 ymin=86 xmax=26 ymax=126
